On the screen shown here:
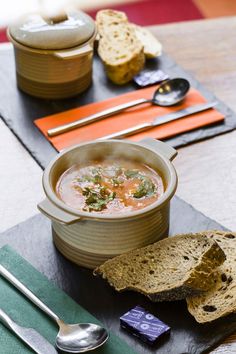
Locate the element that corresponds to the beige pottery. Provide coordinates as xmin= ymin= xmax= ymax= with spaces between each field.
xmin=38 ymin=138 xmax=178 ymax=268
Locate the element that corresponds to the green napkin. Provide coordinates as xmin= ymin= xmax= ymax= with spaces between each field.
xmin=0 ymin=245 xmax=138 ymax=354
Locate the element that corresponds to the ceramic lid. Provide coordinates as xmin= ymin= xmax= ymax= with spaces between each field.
xmin=9 ymin=9 xmax=95 ymax=50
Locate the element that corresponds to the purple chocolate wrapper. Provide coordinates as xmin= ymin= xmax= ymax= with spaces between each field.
xmin=134 ymin=69 xmax=169 ymax=87
xmin=120 ymin=305 xmax=170 ymax=345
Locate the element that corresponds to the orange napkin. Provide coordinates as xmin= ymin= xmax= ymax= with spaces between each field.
xmin=34 ymin=86 xmax=224 ymax=151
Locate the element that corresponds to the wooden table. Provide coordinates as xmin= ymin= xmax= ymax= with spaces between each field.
xmin=0 ymin=16 xmax=236 ymax=353
xmin=151 ymin=16 xmax=236 ymax=353
xmin=151 ymin=16 xmax=236 ymax=232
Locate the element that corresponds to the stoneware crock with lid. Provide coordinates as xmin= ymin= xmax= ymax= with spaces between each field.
xmin=8 ymin=9 xmax=96 ymax=99
xmin=38 ymin=138 xmax=178 ymax=269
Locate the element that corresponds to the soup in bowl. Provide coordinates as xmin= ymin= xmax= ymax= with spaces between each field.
xmin=56 ymin=159 xmax=164 ymax=214
xmin=38 ymin=138 xmax=177 ymax=269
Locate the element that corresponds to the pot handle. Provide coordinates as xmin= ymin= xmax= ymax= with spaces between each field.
xmin=54 ymin=44 xmax=93 ymax=60
xmin=38 ymin=199 xmax=80 ymax=225
xmin=139 ymin=138 xmax=177 ymax=161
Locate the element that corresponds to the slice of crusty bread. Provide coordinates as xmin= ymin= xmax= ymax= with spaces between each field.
xmin=96 ymin=9 xmax=128 ymax=27
xmin=95 ymin=12 xmax=162 ymax=59
xmin=94 ymin=234 xmax=225 ymax=302
xmin=132 ymin=24 xmax=162 ymax=58
xmin=96 ymin=9 xmax=145 ymax=84
xmin=187 ymin=231 xmax=236 ymax=323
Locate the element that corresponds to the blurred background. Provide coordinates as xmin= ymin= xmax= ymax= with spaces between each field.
xmin=0 ymin=0 xmax=236 ymax=42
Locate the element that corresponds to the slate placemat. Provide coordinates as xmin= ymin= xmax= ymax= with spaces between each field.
xmin=0 ymin=46 xmax=235 ymax=169
xmin=1 ymin=196 xmax=236 ymax=354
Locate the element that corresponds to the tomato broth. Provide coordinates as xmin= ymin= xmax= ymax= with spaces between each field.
xmin=56 ymin=159 xmax=164 ymax=214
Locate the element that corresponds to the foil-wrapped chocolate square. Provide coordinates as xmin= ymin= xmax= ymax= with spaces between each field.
xmin=120 ymin=306 xmax=170 ymax=345
xmin=134 ymin=69 xmax=169 ymax=87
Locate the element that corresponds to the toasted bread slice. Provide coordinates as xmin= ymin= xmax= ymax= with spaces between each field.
xmin=187 ymin=231 xmax=236 ymax=323
xmin=94 ymin=233 xmax=225 ymax=302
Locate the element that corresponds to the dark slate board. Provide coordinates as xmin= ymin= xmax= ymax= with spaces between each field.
xmin=0 ymin=196 xmax=235 ymax=354
xmin=0 ymin=46 xmax=236 ymax=169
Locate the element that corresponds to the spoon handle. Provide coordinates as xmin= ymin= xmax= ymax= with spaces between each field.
xmin=0 ymin=265 xmax=60 ymax=324
xmin=47 ymin=98 xmax=149 ymax=137
xmin=99 ymin=122 xmax=151 ymax=140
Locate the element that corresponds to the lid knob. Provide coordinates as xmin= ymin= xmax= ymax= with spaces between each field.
xmin=42 ymin=10 xmax=68 ymax=24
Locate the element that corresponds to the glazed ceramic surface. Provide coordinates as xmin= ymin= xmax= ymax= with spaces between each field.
xmin=8 ymin=9 xmax=96 ymax=99
xmin=9 ymin=10 xmax=95 ymax=50
xmin=38 ymin=138 xmax=178 ymax=268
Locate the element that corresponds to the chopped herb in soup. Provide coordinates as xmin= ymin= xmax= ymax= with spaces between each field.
xmin=56 ymin=159 xmax=164 ymax=214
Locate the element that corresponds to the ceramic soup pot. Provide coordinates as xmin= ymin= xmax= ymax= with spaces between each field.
xmin=38 ymin=138 xmax=178 ymax=269
xmin=8 ymin=9 xmax=96 ymax=99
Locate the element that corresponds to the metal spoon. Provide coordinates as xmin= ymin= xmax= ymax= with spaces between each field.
xmin=0 ymin=265 xmax=109 ymax=353
xmin=47 ymin=78 xmax=190 ymax=137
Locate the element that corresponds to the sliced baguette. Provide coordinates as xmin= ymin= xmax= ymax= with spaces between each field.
xmin=96 ymin=9 xmax=128 ymax=27
xmin=132 ymin=24 xmax=162 ymax=58
xmin=96 ymin=10 xmax=145 ymax=84
xmin=94 ymin=234 xmax=225 ymax=302
xmin=187 ymin=231 xmax=236 ymax=323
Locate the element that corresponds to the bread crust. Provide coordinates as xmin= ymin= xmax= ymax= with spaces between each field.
xmin=94 ymin=233 xmax=225 ymax=302
xmin=131 ymin=24 xmax=162 ymax=58
xmin=96 ymin=10 xmax=145 ymax=84
xmin=187 ymin=231 xmax=236 ymax=323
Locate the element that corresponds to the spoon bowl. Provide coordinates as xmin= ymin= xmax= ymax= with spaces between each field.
xmin=0 ymin=264 xmax=109 ymax=353
xmin=152 ymin=78 xmax=190 ymax=106
xmin=57 ymin=322 xmax=109 ymax=353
